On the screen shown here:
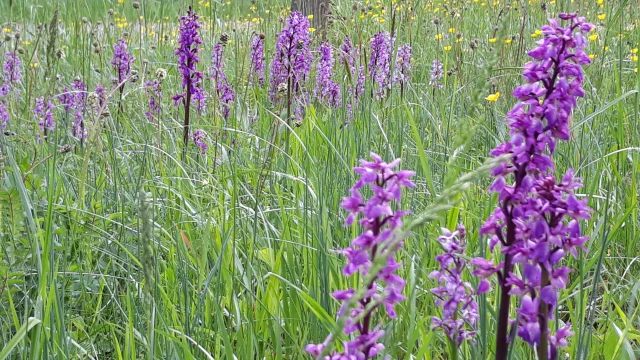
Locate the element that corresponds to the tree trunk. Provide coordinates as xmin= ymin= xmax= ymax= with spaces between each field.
xmin=291 ymin=0 xmax=330 ymax=30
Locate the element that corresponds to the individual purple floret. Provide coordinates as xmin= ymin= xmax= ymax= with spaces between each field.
xmin=34 ymin=97 xmax=55 ymax=138
xmin=111 ymin=39 xmax=135 ymax=89
xmin=430 ymin=226 xmax=479 ymax=346
xmin=429 ymin=60 xmax=444 ymax=89
xmin=393 ymin=44 xmax=412 ymax=87
xmin=314 ymin=42 xmax=341 ymax=108
xmin=249 ymin=34 xmax=265 ymax=86
xmin=174 ymin=6 xmax=206 ymax=145
xmin=369 ymin=32 xmax=394 ymax=100
xmin=211 ymin=43 xmax=236 ymax=120
xmin=306 ymin=153 xmax=415 ymax=359
xmin=2 ymin=52 xmax=22 ymax=97
xmin=269 ymin=11 xmax=312 ymax=105
xmin=471 ymin=13 xmax=593 ymax=360
xmin=193 ymin=129 xmax=208 ymax=154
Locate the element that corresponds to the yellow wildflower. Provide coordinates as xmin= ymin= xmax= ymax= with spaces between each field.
xmin=309 ymin=27 xmax=316 ymax=32
xmin=588 ymin=34 xmax=598 ymax=41
xmin=486 ymin=92 xmax=500 ymax=102
xmin=532 ymin=29 xmax=542 ymax=38
xmin=504 ymin=39 xmax=512 ymax=44
xmin=489 ymin=38 xmax=497 ymax=43
xmin=443 ymin=45 xmax=452 ymax=51
xmin=597 ymin=13 xmax=606 ymax=20
xmin=435 ymin=33 xmax=443 ymax=40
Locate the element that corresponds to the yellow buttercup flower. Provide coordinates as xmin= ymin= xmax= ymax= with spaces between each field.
xmin=504 ymin=39 xmax=512 ymax=44
xmin=632 ymin=55 xmax=638 ymax=62
xmin=308 ymin=15 xmax=314 ymax=20
xmin=486 ymin=92 xmax=500 ymax=102
xmin=489 ymin=38 xmax=497 ymax=43
xmin=443 ymin=45 xmax=452 ymax=51
xmin=598 ymin=14 xmax=606 ymax=20
xmin=309 ymin=27 xmax=316 ymax=32
xmin=435 ymin=33 xmax=443 ymax=40
xmin=379 ymin=18 xmax=385 ymax=23
xmin=589 ymin=34 xmax=598 ymax=41
xmin=449 ymin=27 xmax=455 ymax=33
xmin=632 ymin=48 xmax=638 ymax=54
xmin=588 ymin=54 xmax=596 ymax=59
xmin=532 ymin=29 xmax=542 ymax=38
xmin=2 ymin=28 xmax=10 ymax=33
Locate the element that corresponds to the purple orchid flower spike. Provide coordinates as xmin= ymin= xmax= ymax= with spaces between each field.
xmin=306 ymin=153 xmax=414 ymax=359
xmin=471 ymin=13 xmax=594 ymax=360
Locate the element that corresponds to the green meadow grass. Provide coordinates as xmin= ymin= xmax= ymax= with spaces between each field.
xmin=0 ymin=0 xmax=639 ymax=359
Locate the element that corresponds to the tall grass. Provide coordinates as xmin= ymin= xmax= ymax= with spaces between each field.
xmin=0 ymin=0 xmax=638 ymax=359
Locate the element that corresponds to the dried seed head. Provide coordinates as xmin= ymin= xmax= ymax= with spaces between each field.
xmin=81 ymin=17 xmax=88 ymax=24
xmin=58 ymin=144 xmax=72 ymax=153
xmin=296 ymin=40 xmax=304 ymax=50
xmin=151 ymin=45 xmax=156 ymax=50
xmin=93 ymin=40 xmax=99 ymax=47
xmin=156 ymin=68 xmax=167 ymax=81
xmin=108 ymin=8 xmax=114 ymax=15
xmin=259 ymin=32 xmax=265 ymax=39
xmin=16 ymin=47 xmax=24 ymax=54
xmin=129 ymin=69 xmax=139 ymax=83
xmin=277 ymin=82 xmax=288 ymax=93
xmin=55 ymin=49 xmax=65 ymax=59
xmin=163 ymin=34 xmax=170 ymax=41
xmin=432 ymin=17 xmax=440 ymax=25
xmin=14 ymin=32 xmax=21 ymax=40
xmin=123 ymin=31 xmax=129 ymax=38
xmin=94 ymin=46 xmax=101 ymax=54
xmin=87 ymin=92 xmax=99 ymax=107
xmin=133 ymin=1 xmax=140 ymax=9
xmin=219 ymin=32 xmax=229 ymax=44
xmin=111 ymin=77 xmax=119 ymax=85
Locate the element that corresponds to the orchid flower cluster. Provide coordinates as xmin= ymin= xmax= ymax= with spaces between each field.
xmin=393 ymin=44 xmax=412 ymax=89
xmin=173 ymin=6 xmax=205 ymax=111
xmin=62 ymin=79 xmax=88 ymax=140
xmin=145 ymin=69 xmax=166 ymax=122
xmin=340 ymin=37 xmax=365 ymax=123
xmin=314 ymin=42 xmax=341 ymax=109
xmin=430 ymin=226 xmax=479 ymax=346
xmin=369 ymin=32 xmax=394 ymax=100
xmin=111 ymin=38 xmax=135 ymax=90
xmin=306 ymin=153 xmax=415 ymax=359
xmin=269 ymin=11 xmax=312 ymax=121
xmin=173 ymin=6 xmax=205 ymax=145
xmin=1 ymin=52 xmax=22 ymax=130
xmin=34 ymin=97 xmax=55 ymax=139
xmin=249 ymin=33 xmax=265 ymax=86
xmin=429 ymin=60 xmax=444 ymax=89
xmin=211 ymin=42 xmax=236 ymax=120
xmin=470 ymin=13 xmax=593 ymax=360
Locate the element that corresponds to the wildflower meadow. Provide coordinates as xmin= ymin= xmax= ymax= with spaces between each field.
xmin=0 ymin=0 xmax=639 ymax=359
